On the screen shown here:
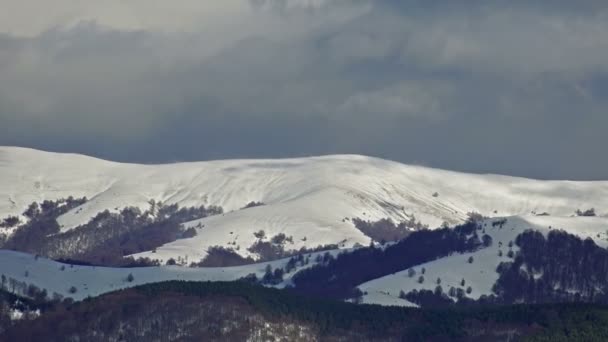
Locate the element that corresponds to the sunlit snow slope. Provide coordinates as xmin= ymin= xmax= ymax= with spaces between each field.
xmin=1 ymin=146 xmax=607 ymax=263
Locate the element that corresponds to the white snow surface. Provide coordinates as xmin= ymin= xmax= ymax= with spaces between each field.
xmin=359 ymin=216 xmax=608 ymax=307
xmin=1 ymin=146 xmax=608 ymax=263
xmin=0 ymin=249 xmax=337 ymax=301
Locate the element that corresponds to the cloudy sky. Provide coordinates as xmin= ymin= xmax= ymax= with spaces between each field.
xmin=1 ymin=0 xmax=608 ymax=179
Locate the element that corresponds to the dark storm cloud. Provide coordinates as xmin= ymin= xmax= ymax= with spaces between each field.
xmin=1 ymin=0 xmax=608 ymax=179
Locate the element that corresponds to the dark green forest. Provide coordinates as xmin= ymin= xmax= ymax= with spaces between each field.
xmin=4 ymin=280 xmax=608 ymax=341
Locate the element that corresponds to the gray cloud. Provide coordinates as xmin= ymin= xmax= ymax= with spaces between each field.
xmin=1 ymin=1 xmax=608 ymax=179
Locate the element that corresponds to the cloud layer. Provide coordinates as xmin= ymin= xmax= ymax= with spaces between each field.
xmin=1 ymin=0 xmax=608 ymax=179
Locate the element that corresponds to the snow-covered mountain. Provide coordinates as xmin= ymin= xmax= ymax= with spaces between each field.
xmin=1 ymin=146 xmax=608 ymax=263
xmin=2 ymin=146 xmax=608 ymax=307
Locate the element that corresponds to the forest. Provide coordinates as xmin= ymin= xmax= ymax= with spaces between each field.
xmin=0 ymin=198 xmax=341 ymax=267
xmin=400 ymin=229 xmax=608 ymax=309
xmin=492 ymin=229 xmax=608 ymax=304
xmin=291 ymin=221 xmax=484 ymax=299
xmin=0 ymin=198 xmax=222 ymax=266
xmin=4 ymin=281 xmax=608 ymax=341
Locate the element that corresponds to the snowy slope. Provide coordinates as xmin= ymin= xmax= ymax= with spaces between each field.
xmin=0 ymin=249 xmax=338 ymax=301
xmin=2 ymin=146 xmax=608 ymax=263
xmin=358 ymin=216 xmax=608 ymax=307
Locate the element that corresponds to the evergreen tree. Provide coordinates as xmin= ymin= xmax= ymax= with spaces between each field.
xmin=434 ymin=285 xmax=443 ymax=295
xmin=262 ymin=265 xmax=273 ymax=284
xmin=482 ymin=234 xmax=493 ymax=247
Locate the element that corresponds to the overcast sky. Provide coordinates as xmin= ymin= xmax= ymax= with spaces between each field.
xmin=1 ymin=0 xmax=608 ymax=180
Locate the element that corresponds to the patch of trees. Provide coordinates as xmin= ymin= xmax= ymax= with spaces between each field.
xmin=192 ymin=247 xmax=255 ymax=267
xmin=282 ymin=254 xmax=309 ymax=275
xmin=238 ymin=231 xmax=335 ymax=263
xmin=491 ymin=218 xmax=507 ymax=228
xmin=353 ymin=215 xmax=429 ymax=243
xmin=291 ymin=222 xmax=484 ymax=299
xmin=403 ymin=285 xmax=477 ymax=309
xmin=0 ymin=216 xmax=19 ymax=228
xmin=247 ymin=232 xmax=294 ymax=260
xmin=352 ymin=218 xmax=411 ymax=242
xmin=1 ymin=199 xmax=223 ymax=267
xmin=466 ymin=212 xmax=487 ymax=223
xmin=1 ymin=197 xmax=87 ymax=252
xmin=0 ymin=276 xmax=49 ymax=307
xmin=575 ymin=208 xmax=597 ymax=217
xmin=194 ymin=239 xmax=336 ymax=268
xmin=0 ymin=288 xmax=53 ymax=335
xmin=404 ymin=289 xmax=454 ymax=308
xmin=482 ymin=234 xmax=493 ymax=247
xmin=52 ymin=257 xmax=159 ymax=268
xmin=261 ymin=265 xmax=284 ymax=285
xmin=7 ymin=281 xmax=608 ymax=341
xmin=242 ymin=201 xmax=265 ymax=209
xmin=491 ymin=229 xmax=608 ymax=305
xmin=253 ymin=230 xmax=266 ymax=239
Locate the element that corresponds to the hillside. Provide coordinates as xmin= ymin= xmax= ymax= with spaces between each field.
xmin=1 ymin=146 xmax=607 ymax=264
xmin=0 ymin=249 xmax=335 ymax=301
xmin=359 ymin=216 xmax=608 ymax=307
xmin=3 ymin=215 xmax=608 ymax=309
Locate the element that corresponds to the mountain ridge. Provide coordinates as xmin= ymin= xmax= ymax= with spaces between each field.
xmin=1 ymin=146 xmax=607 ymax=264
